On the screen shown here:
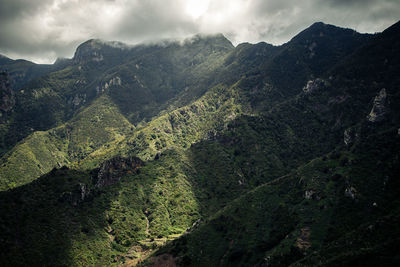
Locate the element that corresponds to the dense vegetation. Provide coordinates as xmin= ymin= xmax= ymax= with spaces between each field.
xmin=0 ymin=21 xmax=399 ymax=266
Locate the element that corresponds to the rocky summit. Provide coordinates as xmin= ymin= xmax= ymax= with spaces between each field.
xmin=0 ymin=21 xmax=399 ymax=266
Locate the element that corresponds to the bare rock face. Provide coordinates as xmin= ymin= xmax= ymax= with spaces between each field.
xmin=69 ymin=93 xmax=87 ymax=107
xmin=368 ymin=88 xmax=388 ymax=122
xmin=304 ymin=189 xmax=320 ymax=200
xmin=0 ymin=71 xmax=15 ymax=123
xmin=94 ymin=156 xmax=144 ymax=188
xmin=96 ymin=76 xmax=122 ymax=94
xmin=302 ymin=78 xmax=326 ymax=94
xmin=304 ymin=190 xmax=315 ymax=200
xmin=73 ymin=39 xmax=105 ymax=64
xmin=58 ymin=157 xmax=143 ymax=206
xmin=59 ymin=182 xmax=91 ymax=206
xmin=344 ymin=129 xmax=352 ymax=146
xmin=345 ymin=186 xmax=358 ymax=200
xmin=344 ymin=128 xmax=358 ymax=146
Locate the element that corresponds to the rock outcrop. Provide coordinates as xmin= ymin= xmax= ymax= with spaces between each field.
xmin=72 ymin=39 xmax=130 ymax=65
xmin=69 ymin=93 xmax=87 ymax=107
xmin=59 ymin=182 xmax=91 ymax=206
xmin=302 ymin=78 xmax=326 ymax=94
xmin=96 ymin=76 xmax=122 ymax=94
xmin=343 ymin=128 xmax=358 ymax=146
xmin=94 ymin=156 xmax=144 ymax=188
xmin=368 ymin=88 xmax=388 ymax=122
xmin=345 ymin=186 xmax=358 ymax=200
xmin=73 ymin=39 xmax=105 ymax=63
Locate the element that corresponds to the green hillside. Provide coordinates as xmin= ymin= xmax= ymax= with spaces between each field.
xmin=0 ymin=21 xmax=399 ymax=266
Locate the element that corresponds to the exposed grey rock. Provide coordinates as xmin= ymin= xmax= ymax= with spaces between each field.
xmin=72 ymin=95 xmax=81 ymax=106
xmin=70 ymin=93 xmax=87 ymax=106
xmin=368 ymin=88 xmax=388 ymax=122
xmin=344 ymin=128 xmax=352 ymax=146
xmin=305 ymin=190 xmax=314 ymax=200
xmin=302 ymin=78 xmax=326 ymax=94
xmin=345 ymin=186 xmax=357 ymax=200
xmin=94 ymin=156 xmax=144 ymax=188
xmin=78 ymin=183 xmax=89 ymax=201
xmin=73 ymin=39 xmax=105 ymax=63
xmin=97 ymin=76 xmax=122 ymax=94
xmin=185 ymin=219 xmax=201 ymax=234
xmin=343 ymin=128 xmax=358 ymax=146
xmin=58 ymin=183 xmax=91 ymax=206
xmin=304 ymin=190 xmax=320 ymax=200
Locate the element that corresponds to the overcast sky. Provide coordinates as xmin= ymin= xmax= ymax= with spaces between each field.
xmin=0 ymin=0 xmax=399 ymax=64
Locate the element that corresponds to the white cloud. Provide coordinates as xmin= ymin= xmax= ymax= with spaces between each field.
xmin=0 ymin=0 xmax=398 ymax=63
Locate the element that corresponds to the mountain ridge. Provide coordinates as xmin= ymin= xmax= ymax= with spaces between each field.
xmin=0 ymin=21 xmax=399 ymax=266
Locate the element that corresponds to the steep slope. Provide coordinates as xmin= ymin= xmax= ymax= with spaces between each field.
xmin=0 ymin=95 xmax=133 ymax=190
xmin=146 ymin=21 xmax=400 ymax=266
xmin=157 ymin=128 xmax=400 ymax=266
xmin=0 ymin=21 xmax=398 ymax=266
xmin=0 ymin=152 xmax=201 ymax=266
xmin=0 ymin=35 xmax=234 ymax=155
xmin=0 ymin=55 xmax=58 ymax=90
xmin=0 ymin=23 xmax=370 ymax=190
xmin=0 ymin=78 xmax=247 ymax=190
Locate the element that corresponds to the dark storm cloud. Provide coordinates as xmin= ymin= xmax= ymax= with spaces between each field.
xmin=112 ymin=1 xmax=198 ymax=41
xmin=0 ymin=0 xmax=398 ymax=63
xmin=0 ymin=0 xmax=52 ymax=21
xmin=324 ymin=0 xmax=383 ymax=6
xmin=239 ymin=0 xmax=400 ymax=44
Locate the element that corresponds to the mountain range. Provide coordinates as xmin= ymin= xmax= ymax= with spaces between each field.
xmin=0 ymin=21 xmax=399 ymax=266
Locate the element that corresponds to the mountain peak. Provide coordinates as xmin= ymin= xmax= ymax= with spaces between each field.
xmin=73 ymin=39 xmax=132 ymax=64
xmin=381 ymin=19 xmax=400 ymax=36
xmin=182 ymin=33 xmax=234 ymax=51
xmin=289 ymin=21 xmax=368 ymax=45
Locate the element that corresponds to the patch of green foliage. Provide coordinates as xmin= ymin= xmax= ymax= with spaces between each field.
xmin=0 ymin=95 xmax=133 ymax=190
xmin=1 ymin=22 xmax=400 ymax=266
xmin=0 ymin=150 xmax=201 ymax=266
xmin=156 ymin=126 xmax=400 ymax=266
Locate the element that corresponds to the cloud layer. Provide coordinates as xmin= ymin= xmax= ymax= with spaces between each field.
xmin=0 ymin=0 xmax=398 ymax=63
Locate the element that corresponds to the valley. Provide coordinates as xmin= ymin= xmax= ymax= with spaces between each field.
xmin=0 ymin=21 xmax=399 ymax=266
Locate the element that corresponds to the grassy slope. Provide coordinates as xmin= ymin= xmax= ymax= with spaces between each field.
xmin=151 ymin=124 xmax=400 ymax=266
xmin=0 ymin=36 xmax=233 ymax=156
xmin=0 ymin=66 xmax=251 ymax=191
xmin=144 ymin=21 xmax=400 ymax=266
xmin=0 ymin=95 xmax=133 ymax=190
xmin=0 ymin=23 xmax=371 ymax=190
xmin=0 ymin=22 xmax=398 ymax=266
xmin=0 ymin=149 xmax=203 ymax=266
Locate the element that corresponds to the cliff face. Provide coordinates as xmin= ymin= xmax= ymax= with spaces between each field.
xmin=368 ymin=88 xmax=388 ymax=122
xmin=0 ymin=72 xmax=15 ymax=123
xmin=94 ymin=156 xmax=144 ymax=188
